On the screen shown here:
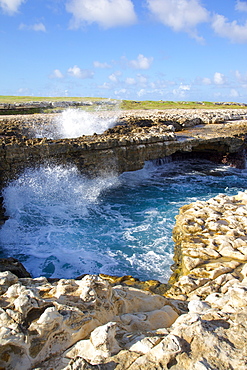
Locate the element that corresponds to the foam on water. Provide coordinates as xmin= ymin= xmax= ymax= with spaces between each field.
xmin=35 ymin=108 xmax=119 ymax=139
xmin=0 ymin=159 xmax=247 ymax=282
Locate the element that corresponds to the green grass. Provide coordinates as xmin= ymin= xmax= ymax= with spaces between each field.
xmin=0 ymin=96 xmax=107 ymax=104
xmin=0 ymin=96 xmax=246 ymax=111
xmin=120 ymin=100 xmax=247 ymax=110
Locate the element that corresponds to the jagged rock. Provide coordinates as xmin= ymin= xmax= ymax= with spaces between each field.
xmin=0 ymin=274 xmax=178 ymax=369
xmin=0 ymin=257 xmax=31 ymax=278
xmin=168 ymin=191 xmax=247 ymax=300
xmin=1 ymin=109 xmax=247 ymax=191
xmin=0 ymin=110 xmax=247 ymax=368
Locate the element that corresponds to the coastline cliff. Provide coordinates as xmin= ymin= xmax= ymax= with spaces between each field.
xmin=0 ymin=108 xmax=247 ymax=369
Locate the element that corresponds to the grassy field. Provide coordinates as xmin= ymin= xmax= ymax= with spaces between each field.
xmin=0 ymin=96 xmax=246 ymax=110
xmin=120 ymin=100 xmax=247 ymax=110
xmin=0 ymin=96 xmax=105 ymax=103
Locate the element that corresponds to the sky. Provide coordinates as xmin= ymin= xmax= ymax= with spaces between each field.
xmin=0 ymin=0 xmax=247 ymax=102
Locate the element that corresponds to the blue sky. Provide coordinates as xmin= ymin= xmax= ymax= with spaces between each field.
xmin=0 ymin=0 xmax=247 ymax=102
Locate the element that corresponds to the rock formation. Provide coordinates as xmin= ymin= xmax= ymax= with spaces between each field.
xmin=1 ymin=108 xmax=247 ymax=369
xmin=0 ymin=191 xmax=247 ymax=369
xmin=1 ymin=108 xmax=247 ymax=189
xmin=0 ymin=273 xmax=179 ymax=369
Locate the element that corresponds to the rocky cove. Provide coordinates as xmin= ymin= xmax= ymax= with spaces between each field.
xmin=0 ymin=107 xmax=247 ymax=369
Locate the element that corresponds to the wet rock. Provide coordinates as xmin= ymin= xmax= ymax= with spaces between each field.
xmin=0 ymin=258 xmax=31 ymax=278
xmin=1 ymin=109 xmax=247 ymax=192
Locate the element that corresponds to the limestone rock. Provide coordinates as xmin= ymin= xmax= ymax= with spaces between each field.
xmin=0 ymin=273 xmax=178 ymax=369
xmin=169 ymin=191 xmax=247 ymax=300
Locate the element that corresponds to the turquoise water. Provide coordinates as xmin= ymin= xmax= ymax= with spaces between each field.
xmin=0 ymin=158 xmax=247 ymax=282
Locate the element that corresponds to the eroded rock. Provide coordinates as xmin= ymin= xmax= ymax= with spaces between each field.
xmin=0 ymin=274 xmax=178 ymax=369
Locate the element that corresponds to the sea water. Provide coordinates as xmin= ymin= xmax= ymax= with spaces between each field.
xmin=0 ymin=159 xmax=247 ymax=282
xmin=34 ymin=108 xmax=119 ymax=139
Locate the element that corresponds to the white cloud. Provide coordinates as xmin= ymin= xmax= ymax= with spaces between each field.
xmin=137 ymin=74 xmax=148 ymax=85
xmin=179 ymin=84 xmax=190 ymax=91
xmin=66 ymin=0 xmax=137 ymax=29
xmin=137 ymin=89 xmax=147 ymax=97
xmin=235 ymin=70 xmax=247 ymax=87
xmin=129 ymin=54 xmax=153 ymax=69
xmin=212 ymin=14 xmax=247 ymax=43
xmin=108 ymin=71 xmax=121 ymax=83
xmin=68 ymin=65 xmax=94 ymax=79
xmin=50 ymin=69 xmax=64 ymax=79
xmin=235 ymin=0 xmax=247 ymax=12
xmin=125 ymin=77 xmax=136 ymax=85
xmin=0 ymin=0 xmax=25 ymax=15
xmin=213 ymin=72 xmax=225 ymax=85
xmin=236 ymin=69 xmax=247 ymax=82
xmin=114 ymin=88 xmax=127 ymax=96
xmin=98 ymin=82 xmax=111 ymax=89
xmin=17 ymin=87 xmax=30 ymax=94
xmin=93 ymin=61 xmax=111 ymax=68
xmin=202 ymin=77 xmax=211 ymax=85
xmin=236 ymin=70 xmax=243 ymax=80
xmin=146 ymin=0 xmax=209 ymax=41
xmin=32 ymin=23 xmax=46 ymax=32
xmin=230 ymin=88 xmax=239 ymax=97
xmin=19 ymin=22 xmax=46 ymax=32
xmin=172 ymin=83 xmax=191 ymax=97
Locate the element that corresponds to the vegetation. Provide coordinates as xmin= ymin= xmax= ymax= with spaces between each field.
xmin=0 ymin=96 xmax=106 ymax=104
xmin=120 ymin=100 xmax=247 ymax=110
xmin=0 ymin=96 xmax=246 ymax=113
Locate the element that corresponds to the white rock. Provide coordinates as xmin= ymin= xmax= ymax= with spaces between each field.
xmin=0 ymin=271 xmax=18 ymax=294
xmin=90 ymin=321 xmax=120 ymax=354
xmin=188 ymin=300 xmax=211 ymax=314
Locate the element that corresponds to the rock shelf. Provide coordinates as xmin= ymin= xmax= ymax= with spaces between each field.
xmin=1 ymin=108 xmax=247 ymax=189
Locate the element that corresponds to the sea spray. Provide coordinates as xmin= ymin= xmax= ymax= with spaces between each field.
xmin=0 ymin=159 xmax=247 ymax=281
xmin=34 ymin=108 xmax=119 ymax=139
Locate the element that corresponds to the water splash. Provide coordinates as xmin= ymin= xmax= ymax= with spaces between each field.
xmin=0 ymin=159 xmax=247 ymax=281
xmin=35 ymin=108 xmax=119 ymax=139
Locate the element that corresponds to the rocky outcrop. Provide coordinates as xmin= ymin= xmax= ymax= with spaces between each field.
xmin=1 ymin=192 xmax=247 ymax=369
xmin=167 ymin=191 xmax=247 ymax=299
xmin=0 ymin=258 xmax=31 ymax=278
xmin=1 ymin=109 xmax=247 ymax=188
xmin=0 ymin=273 xmax=179 ymax=369
xmin=1 ymin=109 xmax=247 ymax=369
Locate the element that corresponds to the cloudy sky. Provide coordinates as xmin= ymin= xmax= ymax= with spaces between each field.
xmin=1 ymin=0 xmax=247 ymax=102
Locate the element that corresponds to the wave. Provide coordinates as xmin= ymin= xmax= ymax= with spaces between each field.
xmin=35 ymin=108 xmax=119 ymax=139
xmin=0 ymin=159 xmax=247 ymax=282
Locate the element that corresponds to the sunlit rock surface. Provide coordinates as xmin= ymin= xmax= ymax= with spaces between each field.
xmin=0 ymin=273 xmax=178 ymax=369
xmin=1 ymin=109 xmax=247 ymax=187
xmin=1 ymin=191 xmax=247 ymax=369
xmin=1 ymin=109 xmax=247 ymax=368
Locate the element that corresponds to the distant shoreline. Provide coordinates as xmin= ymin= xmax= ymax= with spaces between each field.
xmin=0 ymin=97 xmax=247 ymax=114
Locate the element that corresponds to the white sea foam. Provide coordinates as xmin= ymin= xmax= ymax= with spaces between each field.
xmin=35 ymin=108 xmax=119 ymax=139
xmin=0 ymin=159 xmax=246 ymax=282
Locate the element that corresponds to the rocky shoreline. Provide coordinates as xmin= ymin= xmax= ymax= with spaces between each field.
xmin=1 ymin=108 xmax=247 ymax=187
xmin=0 ymin=191 xmax=247 ymax=369
xmin=0 ymin=108 xmax=247 ymax=369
